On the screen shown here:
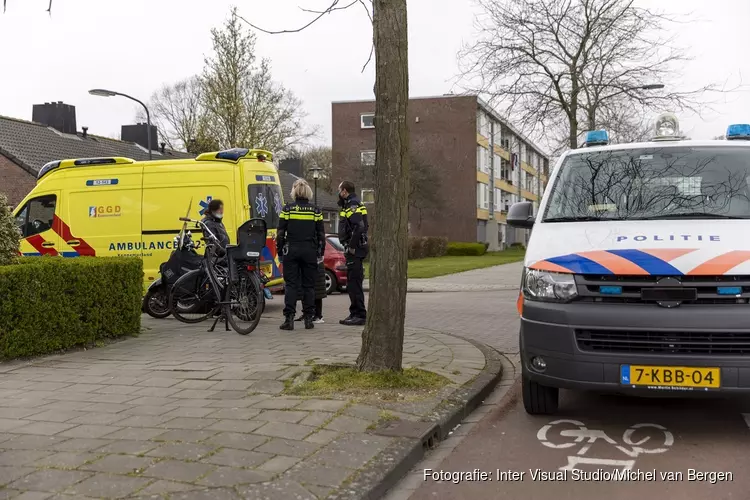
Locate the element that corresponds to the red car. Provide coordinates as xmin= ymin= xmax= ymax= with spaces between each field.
xmin=324 ymin=235 xmax=348 ymax=294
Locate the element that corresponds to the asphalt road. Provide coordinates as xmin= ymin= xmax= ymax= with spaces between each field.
xmin=409 ymin=383 xmax=750 ymax=500
xmin=357 ymin=263 xmax=750 ymax=500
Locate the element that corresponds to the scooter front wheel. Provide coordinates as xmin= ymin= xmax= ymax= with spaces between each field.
xmin=144 ymin=288 xmax=171 ymax=319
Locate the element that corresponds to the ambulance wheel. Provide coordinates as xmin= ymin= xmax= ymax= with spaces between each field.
xmin=522 ymin=371 xmax=559 ymax=415
xmin=144 ymin=289 xmax=171 ymax=319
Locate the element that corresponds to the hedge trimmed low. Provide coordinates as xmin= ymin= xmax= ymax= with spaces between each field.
xmin=0 ymin=257 xmax=142 ymax=359
xmin=408 ymin=236 xmax=448 ymax=259
xmin=446 ymin=242 xmax=487 ymax=256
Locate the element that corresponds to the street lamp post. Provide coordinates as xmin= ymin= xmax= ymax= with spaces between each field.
xmin=89 ymin=89 xmax=152 ymax=160
xmin=310 ymin=165 xmax=322 ymax=206
xmin=588 ymin=83 xmax=665 ymax=131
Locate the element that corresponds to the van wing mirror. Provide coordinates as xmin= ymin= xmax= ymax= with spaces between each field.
xmin=507 ymin=202 xmax=535 ymax=228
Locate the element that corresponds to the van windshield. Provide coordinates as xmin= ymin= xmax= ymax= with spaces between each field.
xmin=543 ymin=146 xmax=750 ymax=222
xmin=248 ymin=183 xmax=283 ymax=229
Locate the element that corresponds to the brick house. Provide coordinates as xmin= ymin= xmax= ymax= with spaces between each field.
xmin=331 ymin=95 xmax=549 ymax=248
xmin=0 ymin=101 xmax=192 ymax=208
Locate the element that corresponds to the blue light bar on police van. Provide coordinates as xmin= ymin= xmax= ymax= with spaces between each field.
xmin=584 ymin=130 xmax=609 ymax=147
xmin=726 ymin=124 xmax=750 ymax=141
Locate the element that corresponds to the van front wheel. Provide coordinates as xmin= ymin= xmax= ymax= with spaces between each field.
xmin=522 ymin=374 xmax=559 ymax=415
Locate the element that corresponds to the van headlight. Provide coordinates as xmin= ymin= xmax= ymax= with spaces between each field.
xmin=523 ymin=269 xmax=577 ymax=302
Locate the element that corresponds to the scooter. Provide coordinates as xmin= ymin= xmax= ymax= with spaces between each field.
xmin=143 ymin=230 xmax=203 ymax=318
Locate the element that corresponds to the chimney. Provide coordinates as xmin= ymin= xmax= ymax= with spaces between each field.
xmin=160 ymin=142 xmax=166 ymax=154
xmin=81 ymin=126 xmax=88 ymax=139
xmin=121 ymin=123 xmax=158 ymax=152
xmin=32 ymin=101 xmax=77 ymax=134
xmin=279 ymin=158 xmax=303 ymax=177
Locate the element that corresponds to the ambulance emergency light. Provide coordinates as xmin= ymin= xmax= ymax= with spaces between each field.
xmin=726 ymin=124 xmax=750 ymax=141
xmin=584 ymin=130 xmax=609 ymax=147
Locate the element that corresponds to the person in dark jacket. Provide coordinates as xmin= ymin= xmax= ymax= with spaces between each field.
xmin=277 ymin=179 xmax=325 ymax=331
xmin=201 ymin=199 xmax=230 ymax=251
xmin=295 ymin=260 xmax=326 ymax=323
xmin=337 ymin=181 xmax=368 ymax=326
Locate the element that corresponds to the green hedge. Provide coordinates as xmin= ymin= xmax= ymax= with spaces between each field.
xmin=408 ymin=236 xmax=448 ymax=259
xmin=0 ymin=257 xmax=142 ymax=359
xmin=446 ymin=242 xmax=487 ymax=256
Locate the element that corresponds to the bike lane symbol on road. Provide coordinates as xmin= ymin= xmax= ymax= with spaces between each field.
xmin=537 ymin=419 xmax=674 ymax=471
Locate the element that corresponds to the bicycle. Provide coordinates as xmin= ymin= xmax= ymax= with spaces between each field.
xmin=168 ymin=217 xmax=267 ymax=335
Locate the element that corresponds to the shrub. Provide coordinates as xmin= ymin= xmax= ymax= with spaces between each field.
xmin=0 ymin=194 xmax=20 ymax=266
xmin=408 ymin=236 xmax=426 ymax=260
xmin=0 ymin=257 xmax=142 ymax=359
xmin=408 ymin=236 xmax=448 ymax=259
xmin=423 ymin=236 xmax=448 ymax=258
xmin=446 ymin=242 xmax=487 ymax=256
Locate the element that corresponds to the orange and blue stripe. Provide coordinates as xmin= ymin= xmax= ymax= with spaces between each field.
xmin=527 ymin=248 xmax=750 ymax=275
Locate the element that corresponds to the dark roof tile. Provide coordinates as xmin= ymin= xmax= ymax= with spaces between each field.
xmin=0 ymin=115 xmax=193 ymax=173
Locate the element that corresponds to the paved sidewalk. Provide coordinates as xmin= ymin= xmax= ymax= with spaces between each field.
xmin=0 ymin=314 xmax=489 ymax=500
xmin=364 ymin=262 xmax=524 ymax=292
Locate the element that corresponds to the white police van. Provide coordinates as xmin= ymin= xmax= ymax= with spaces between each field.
xmin=508 ymin=114 xmax=750 ymax=414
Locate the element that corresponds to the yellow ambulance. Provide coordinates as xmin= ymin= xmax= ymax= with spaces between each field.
xmin=12 ymin=148 xmax=285 ymax=290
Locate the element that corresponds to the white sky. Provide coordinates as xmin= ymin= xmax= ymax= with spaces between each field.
xmin=1 ymin=0 xmax=749 ymax=153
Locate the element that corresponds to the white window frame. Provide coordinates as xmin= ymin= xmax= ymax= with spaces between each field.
xmin=360 ymin=150 xmax=376 ymax=166
xmin=494 ymin=153 xmax=502 ymax=178
xmin=476 ymin=182 xmax=482 ymax=208
xmin=361 ymin=189 xmax=375 ymax=204
xmin=360 ymin=113 xmax=375 ymax=129
xmin=482 ymin=184 xmax=489 ymax=209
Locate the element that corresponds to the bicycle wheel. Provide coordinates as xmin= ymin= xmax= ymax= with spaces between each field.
xmin=226 ymin=269 xmax=264 ymax=335
xmin=169 ymin=269 xmax=219 ymax=323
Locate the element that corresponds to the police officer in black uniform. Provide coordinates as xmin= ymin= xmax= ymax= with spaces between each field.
xmin=277 ymin=179 xmax=325 ymax=331
xmin=337 ymin=181 xmax=369 ymax=326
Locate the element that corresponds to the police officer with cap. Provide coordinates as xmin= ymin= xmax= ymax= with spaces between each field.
xmin=277 ymin=179 xmax=325 ymax=331
xmin=337 ymin=180 xmax=369 ymax=325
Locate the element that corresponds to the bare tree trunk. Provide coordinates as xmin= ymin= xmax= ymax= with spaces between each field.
xmin=568 ymin=116 xmax=579 ymax=150
xmin=356 ymin=0 xmax=409 ymax=372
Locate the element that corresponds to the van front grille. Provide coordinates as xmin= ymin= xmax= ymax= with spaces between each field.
xmin=576 ymin=329 xmax=750 ymax=355
xmin=576 ymin=274 xmax=750 ymax=305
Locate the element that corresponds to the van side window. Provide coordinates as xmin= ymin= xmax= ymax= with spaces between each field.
xmin=16 ymin=195 xmax=56 ymax=237
xmin=248 ymin=184 xmax=282 ymax=229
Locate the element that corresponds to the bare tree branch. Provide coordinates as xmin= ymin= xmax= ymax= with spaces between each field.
xmin=236 ymin=0 xmax=356 ymax=35
xmin=459 ymin=0 xmax=724 ymax=150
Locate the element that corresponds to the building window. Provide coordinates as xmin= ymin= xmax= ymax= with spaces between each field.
xmin=476 ymin=182 xmax=489 ymax=209
xmin=476 ymin=146 xmax=490 ymax=174
xmin=476 ymin=111 xmax=490 ymax=138
xmin=361 ymin=150 xmax=375 ymax=166
xmin=360 ymin=113 xmax=375 ymax=129
xmin=494 ymin=153 xmax=503 ymax=179
xmin=500 ymin=158 xmax=512 ymax=182
xmin=361 ymin=189 xmax=375 ymax=204
xmin=494 ymin=188 xmax=501 ymax=211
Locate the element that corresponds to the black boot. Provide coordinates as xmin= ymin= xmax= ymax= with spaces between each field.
xmin=280 ymin=314 xmax=295 ymax=331
xmin=304 ymin=315 xmax=315 ymax=330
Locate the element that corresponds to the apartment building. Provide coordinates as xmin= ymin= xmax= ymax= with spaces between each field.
xmin=331 ymin=95 xmax=549 ymax=247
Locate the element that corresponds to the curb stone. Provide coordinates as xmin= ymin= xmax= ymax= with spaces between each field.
xmin=362 ymin=283 xmax=518 ymax=293
xmin=326 ymin=335 xmax=504 ymax=500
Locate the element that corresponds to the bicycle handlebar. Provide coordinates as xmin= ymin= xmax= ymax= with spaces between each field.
xmin=179 ymin=217 xmax=219 ymax=243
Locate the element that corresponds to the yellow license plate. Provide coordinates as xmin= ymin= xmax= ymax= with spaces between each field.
xmin=621 ymin=365 xmax=720 ymax=389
